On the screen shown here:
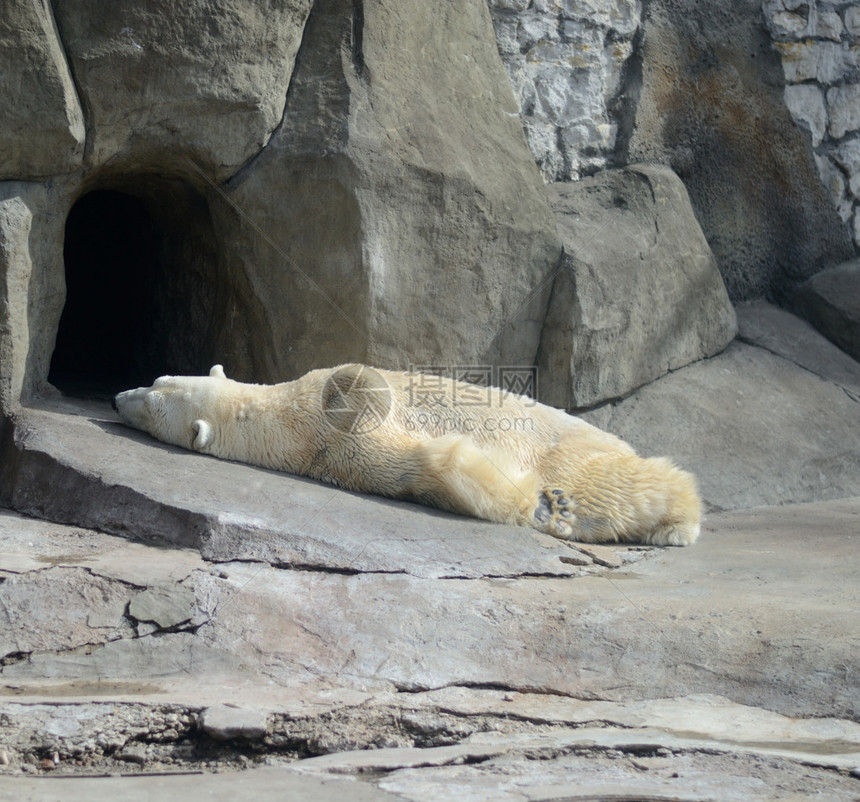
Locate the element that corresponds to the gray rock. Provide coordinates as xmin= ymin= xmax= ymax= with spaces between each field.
xmin=827 ymin=83 xmax=860 ymax=140
xmin=783 ymin=83 xmax=827 ymax=147
xmin=6 ymin=498 xmax=859 ymax=721
xmin=0 ymin=567 xmax=136 ymax=658
xmin=627 ymin=0 xmax=855 ymax=302
xmin=0 ymin=767 xmax=403 ymax=801
xmin=1 ymin=0 xmax=560 ymax=412
xmin=0 ymin=0 xmax=85 ymax=179
xmin=0 ymin=180 xmax=70 ymax=415
xmin=115 ymin=743 xmax=147 ymax=765
xmin=737 ymin=301 xmax=860 ymax=395
xmin=4 ymin=397 xmax=591 ymax=580
xmin=199 ymin=704 xmax=268 ymax=740
xmin=52 ymin=0 xmax=315 ymax=179
xmin=128 ymin=586 xmax=197 ymax=629
xmin=776 ymin=40 xmax=860 ymax=85
xmin=539 ymin=164 xmax=736 ymax=408
xmin=791 ymin=259 xmax=860 ymax=362
xmin=215 ymin=0 xmax=561 ymax=380
xmin=833 ymin=138 xmax=860 ymax=200
xmin=0 ymin=196 xmax=34 ymax=411
xmin=486 ymin=0 xmax=641 ymax=180
xmin=848 ymin=6 xmax=860 ymax=36
xmin=581 ymin=339 xmax=860 ymax=512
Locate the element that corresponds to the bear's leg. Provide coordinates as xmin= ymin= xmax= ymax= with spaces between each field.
xmin=416 ymin=434 xmax=540 ymax=525
xmin=533 ymin=454 xmax=701 ymax=546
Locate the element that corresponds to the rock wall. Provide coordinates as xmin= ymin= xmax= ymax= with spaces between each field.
xmin=0 ymin=0 xmax=856 ymax=416
xmin=489 ymin=0 xmax=859 ymax=302
xmin=0 ymin=0 xmax=562 ymax=409
xmin=763 ymin=0 xmax=860 ymax=247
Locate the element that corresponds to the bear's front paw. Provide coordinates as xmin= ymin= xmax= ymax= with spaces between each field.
xmin=534 ymin=488 xmax=576 ymax=538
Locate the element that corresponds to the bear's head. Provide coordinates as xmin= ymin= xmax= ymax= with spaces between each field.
xmin=114 ymin=364 xmax=229 ymax=453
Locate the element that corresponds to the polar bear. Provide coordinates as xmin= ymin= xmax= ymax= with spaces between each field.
xmin=114 ymin=364 xmax=701 ymax=546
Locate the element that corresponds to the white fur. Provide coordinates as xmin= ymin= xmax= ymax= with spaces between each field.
xmin=115 ymin=365 xmax=701 ymax=546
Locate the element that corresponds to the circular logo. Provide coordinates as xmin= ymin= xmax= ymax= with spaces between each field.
xmin=322 ymin=365 xmax=392 ymax=435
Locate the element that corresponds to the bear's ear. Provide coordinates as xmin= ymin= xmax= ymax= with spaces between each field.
xmin=192 ymin=419 xmax=213 ymax=450
xmin=209 ymin=365 xmax=226 ymax=379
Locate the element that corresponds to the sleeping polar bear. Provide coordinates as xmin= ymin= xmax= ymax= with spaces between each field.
xmin=114 ymin=364 xmax=701 ymax=546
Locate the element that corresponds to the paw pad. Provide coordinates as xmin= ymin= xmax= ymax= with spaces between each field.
xmin=534 ymin=488 xmax=576 ymax=538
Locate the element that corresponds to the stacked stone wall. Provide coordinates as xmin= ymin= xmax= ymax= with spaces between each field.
xmin=487 ymin=0 xmax=641 ymax=181
xmin=765 ymin=1 xmax=860 ymax=247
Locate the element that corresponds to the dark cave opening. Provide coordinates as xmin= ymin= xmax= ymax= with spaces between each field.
xmin=49 ymin=190 xmax=160 ymax=397
xmin=49 ymin=182 xmax=224 ymax=399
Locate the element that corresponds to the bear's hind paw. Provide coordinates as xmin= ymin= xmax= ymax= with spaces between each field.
xmin=534 ymin=488 xmax=576 ymax=538
xmin=645 ymin=521 xmax=700 ymax=547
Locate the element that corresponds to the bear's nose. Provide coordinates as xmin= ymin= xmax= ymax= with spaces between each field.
xmin=111 ymin=397 xmax=118 ymax=412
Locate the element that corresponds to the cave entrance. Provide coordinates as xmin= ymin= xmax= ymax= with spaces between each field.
xmin=49 ymin=180 xmax=223 ymax=399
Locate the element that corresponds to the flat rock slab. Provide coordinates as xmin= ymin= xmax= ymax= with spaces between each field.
xmin=5 ymin=397 xmax=598 ymax=579
xmin=0 ymin=768 xmax=401 ymax=802
xmin=1 ymin=499 xmax=859 ymax=798
xmin=0 ymin=697 xmax=858 ymax=800
xmin=1 ymin=499 xmax=858 ymax=721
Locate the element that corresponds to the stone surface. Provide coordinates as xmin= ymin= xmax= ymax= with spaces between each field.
xmin=775 ymin=40 xmax=860 ymax=84
xmin=763 ymin=0 xmax=860 ymax=250
xmin=1 ymin=497 xmax=859 ymax=784
xmin=1 ymin=470 xmax=859 ymax=795
xmin=215 ymin=0 xmax=561 ymax=381
xmin=52 ymin=0 xmax=315 ymax=179
xmin=0 ymin=766 xmax=403 ymax=801
xmin=199 ymin=704 xmax=269 ymax=740
xmin=3 ymin=398 xmax=595 ymax=580
xmin=791 ymin=259 xmax=860 ymax=361
xmin=0 ymin=0 xmax=85 ymax=179
xmin=539 ymin=164 xmax=736 ymax=408
xmin=0 ymin=179 xmax=73 ymax=414
xmin=128 ymin=587 xmax=197 ymax=629
xmin=486 ymin=0 xmax=642 ymax=180
xmin=0 ymin=0 xmax=562 ymax=412
xmin=0 ymin=568 xmax=136 ymax=657
xmin=581 ymin=337 xmax=860 ymax=512
xmin=3 ymin=443 xmax=860 ymax=720
xmin=783 ymin=82 xmax=827 ymax=146
xmin=828 ymin=82 xmax=860 ymax=140
xmin=834 ymin=138 xmax=860 ymax=199
xmin=0 ymin=196 xmax=34 ymax=412
xmin=628 ymin=0 xmax=855 ymax=302
xmin=737 ymin=300 xmax=860 ymax=395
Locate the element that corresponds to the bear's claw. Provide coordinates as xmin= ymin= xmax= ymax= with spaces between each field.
xmin=534 ymin=488 xmax=576 ymax=538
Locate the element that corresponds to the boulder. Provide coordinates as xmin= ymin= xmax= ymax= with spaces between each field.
xmin=581 ymin=305 xmax=860 ymax=511
xmin=0 ymin=180 xmax=75 ymax=413
xmin=0 ymin=196 xmax=34 ymax=411
xmin=626 ymin=0 xmax=855 ymax=302
xmin=214 ymin=0 xmax=562 ymax=379
xmin=52 ymin=0 xmax=315 ymax=178
xmin=791 ymin=259 xmax=860 ymax=362
xmin=538 ymin=164 xmax=736 ymax=409
xmin=0 ymin=0 xmax=85 ymax=179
